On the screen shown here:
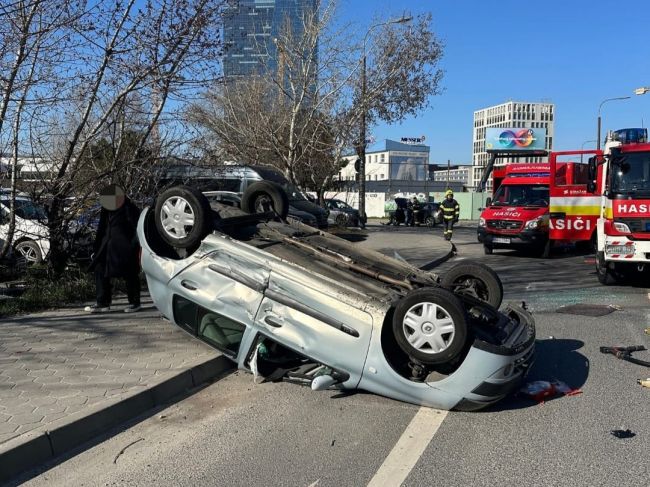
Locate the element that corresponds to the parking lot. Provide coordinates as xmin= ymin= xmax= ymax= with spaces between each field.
xmin=14 ymin=224 xmax=649 ymax=487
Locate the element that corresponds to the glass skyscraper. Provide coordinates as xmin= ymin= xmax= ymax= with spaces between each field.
xmin=223 ymin=0 xmax=317 ymax=79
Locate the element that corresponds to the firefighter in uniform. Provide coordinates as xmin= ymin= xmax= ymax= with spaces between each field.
xmin=441 ymin=189 xmax=459 ymax=240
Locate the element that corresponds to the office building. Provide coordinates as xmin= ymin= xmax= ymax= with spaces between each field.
xmin=431 ymin=165 xmax=470 ymax=185
xmin=223 ymin=0 xmax=317 ymax=79
xmin=339 ymin=139 xmax=430 ymax=182
xmin=471 ymin=101 xmax=555 ymax=191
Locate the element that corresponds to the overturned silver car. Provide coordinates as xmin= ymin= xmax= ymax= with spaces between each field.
xmin=138 ymin=182 xmax=535 ymax=411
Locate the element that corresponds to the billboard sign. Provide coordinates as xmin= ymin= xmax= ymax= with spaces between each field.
xmin=400 ymin=135 xmax=426 ymax=145
xmin=485 ymin=128 xmax=546 ymax=151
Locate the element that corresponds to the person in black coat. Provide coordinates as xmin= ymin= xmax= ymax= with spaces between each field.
xmin=85 ymin=184 xmax=142 ymax=313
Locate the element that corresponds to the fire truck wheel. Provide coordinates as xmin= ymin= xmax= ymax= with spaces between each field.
xmin=483 ymin=244 xmax=493 ymax=255
xmin=540 ymin=239 xmax=551 ymax=259
xmin=441 ymin=261 xmax=503 ymax=308
xmin=596 ymin=251 xmax=617 ymax=285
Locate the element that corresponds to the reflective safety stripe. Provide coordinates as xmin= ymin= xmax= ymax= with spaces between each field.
xmin=549 ymin=205 xmax=601 ymax=216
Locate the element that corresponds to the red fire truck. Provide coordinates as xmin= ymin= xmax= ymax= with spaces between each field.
xmin=585 ymin=128 xmax=650 ymax=284
xmin=478 ymin=163 xmax=552 ymax=256
xmin=478 ymin=154 xmax=596 ymax=257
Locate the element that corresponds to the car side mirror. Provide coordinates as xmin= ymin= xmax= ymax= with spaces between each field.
xmin=587 ymin=156 xmax=597 ymax=193
xmin=485 ymin=197 xmax=492 ymax=207
xmin=311 ymin=375 xmax=338 ymax=391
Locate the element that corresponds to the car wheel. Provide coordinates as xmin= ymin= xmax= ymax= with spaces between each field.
xmin=154 ymin=185 xmax=212 ymax=249
xmin=425 ymin=216 xmax=435 ymax=228
xmin=596 ymin=251 xmax=617 ymax=285
xmin=335 ymin=213 xmax=347 ymax=227
xmin=241 ymin=181 xmax=289 ymax=220
xmin=440 ymin=261 xmax=503 ymax=308
xmin=540 ymin=239 xmax=551 ymax=258
xmin=14 ymin=240 xmax=43 ymax=265
xmin=392 ymin=288 xmax=468 ymax=365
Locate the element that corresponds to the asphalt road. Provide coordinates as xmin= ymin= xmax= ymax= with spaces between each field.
xmin=16 ymin=225 xmax=650 ymax=487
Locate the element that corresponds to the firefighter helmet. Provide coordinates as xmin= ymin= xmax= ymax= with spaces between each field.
xmin=445 ymin=189 xmax=454 ymax=197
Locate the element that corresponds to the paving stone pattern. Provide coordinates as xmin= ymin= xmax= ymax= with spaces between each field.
xmin=0 ymin=297 xmax=217 ymax=445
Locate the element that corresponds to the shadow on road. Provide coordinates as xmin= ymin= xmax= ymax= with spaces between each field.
xmin=485 ymin=338 xmax=589 ymax=412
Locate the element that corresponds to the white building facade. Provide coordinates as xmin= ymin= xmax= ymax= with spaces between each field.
xmin=471 ymin=101 xmax=555 ymax=191
xmin=431 ymin=166 xmax=470 ymax=185
xmin=339 ymin=139 xmax=430 ymax=183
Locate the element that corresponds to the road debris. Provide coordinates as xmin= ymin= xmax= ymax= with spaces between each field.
xmin=637 ymin=378 xmax=650 ymax=388
xmin=600 ymin=345 xmax=650 ymax=368
xmin=644 ymin=327 xmax=650 ymax=335
xmin=519 ymin=380 xmax=582 ymax=404
xmin=113 ymin=437 xmax=145 ymax=464
xmin=610 ymin=429 xmax=636 ymax=439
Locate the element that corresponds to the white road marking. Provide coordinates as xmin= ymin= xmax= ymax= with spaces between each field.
xmin=647 ymin=292 xmax=650 ymax=301
xmin=367 ymin=407 xmax=448 ymax=487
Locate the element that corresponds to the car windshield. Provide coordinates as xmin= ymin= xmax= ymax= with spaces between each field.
xmin=610 ymin=152 xmax=650 ymax=194
xmin=491 ymin=184 xmax=549 ymax=207
xmin=332 ymin=200 xmax=351 ymax=210
xmin=1 ymin=198 xmax=47 ymax=220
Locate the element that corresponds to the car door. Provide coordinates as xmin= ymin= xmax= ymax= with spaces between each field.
xmin=254 ymin=266 xmax=374 ymax=387
xmin=167 ymin=237 xmax=270 ymax=358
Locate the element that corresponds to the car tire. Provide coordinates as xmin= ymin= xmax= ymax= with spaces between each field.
xmin=241 ymin=181 xmax=289 ymax=220
xmin=14 ymin=240 xmax=43 ymax=265
xmin=154 ymin=185 xmax=212 ymax=249
xmin=425 ymin=216 xmax=435 ymax=228
xmin=392 ymin=288 xmax=468 ymax=365
xmin=483 ymin=244 xmax=493 ymax=255
xmin=540 ymin=239 xmax=551 ymax=258
xmin=596 ymin=251 xmax=617 ymax=285
xmin=335 ymin=213 xmax=347 ymax=227
xmin=440 ymin=260 xmax=503 ymax=308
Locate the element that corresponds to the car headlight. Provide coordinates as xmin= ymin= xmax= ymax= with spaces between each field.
xmin=613 ymin=221 xmax=631 ymax=233
xmin=479 ymin=217 xmax=486 ymax=227
xmin=525 ymin=217 xmax=543 ymax=229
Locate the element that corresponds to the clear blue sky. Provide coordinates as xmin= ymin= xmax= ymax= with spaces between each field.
xmin=339 ymin=0 xmax=650 ymax=164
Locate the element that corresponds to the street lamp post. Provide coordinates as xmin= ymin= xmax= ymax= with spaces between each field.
xmin=580 ymin=139 xmax=597 ymax=163
xmin=597 ymin=96 xmax=630 ymax=150
xmin=358 ymin=15 xmax=411 ymax=224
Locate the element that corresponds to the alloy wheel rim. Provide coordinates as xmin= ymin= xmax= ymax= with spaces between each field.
xmin=16 ymin=244 xmax=38 ymax=263
xmin=402 ymin=301 xmax=455 ymax=354
xmin=160 ymin=196 xmax=195 ymax=239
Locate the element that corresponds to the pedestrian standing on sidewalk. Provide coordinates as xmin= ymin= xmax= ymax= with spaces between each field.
xmin=441 ymin=189 xmax=459 ymax=241
xmin=85 ymin=184 xmax=142 ymax=313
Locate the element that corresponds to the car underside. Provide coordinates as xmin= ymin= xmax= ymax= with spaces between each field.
xmin=139 ymin=183 xmax=535 ymax=410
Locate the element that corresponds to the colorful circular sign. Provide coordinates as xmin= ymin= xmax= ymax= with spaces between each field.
xmin=498 ymin=129 xmax=536 ymax=148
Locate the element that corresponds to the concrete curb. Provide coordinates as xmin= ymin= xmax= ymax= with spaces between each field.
xmin=0 ymin=355 xmax=234 ymax=483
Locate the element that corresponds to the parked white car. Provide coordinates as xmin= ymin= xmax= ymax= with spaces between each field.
xmin=0 ymin=190 xmax=49 ymax=264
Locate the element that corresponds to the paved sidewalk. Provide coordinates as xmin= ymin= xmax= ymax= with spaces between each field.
xmin=0 ymin=227 xmax=453 ymax=482
xmin=0 ymin=296 xmax=231 ymax=482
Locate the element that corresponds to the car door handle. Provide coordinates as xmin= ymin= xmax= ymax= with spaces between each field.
xmin=264 ymin=316 xmax=283 ymax=328
xmin=550 ymin=212 xmax=566 ymax=219
xmin=181 ymin=280 xmax=198 ymax=291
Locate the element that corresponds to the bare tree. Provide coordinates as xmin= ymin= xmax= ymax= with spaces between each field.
xmin=186 ymin=1 xmax=443 ymax=204
xmin=0 ymin=0 xmax=231 ymax=273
